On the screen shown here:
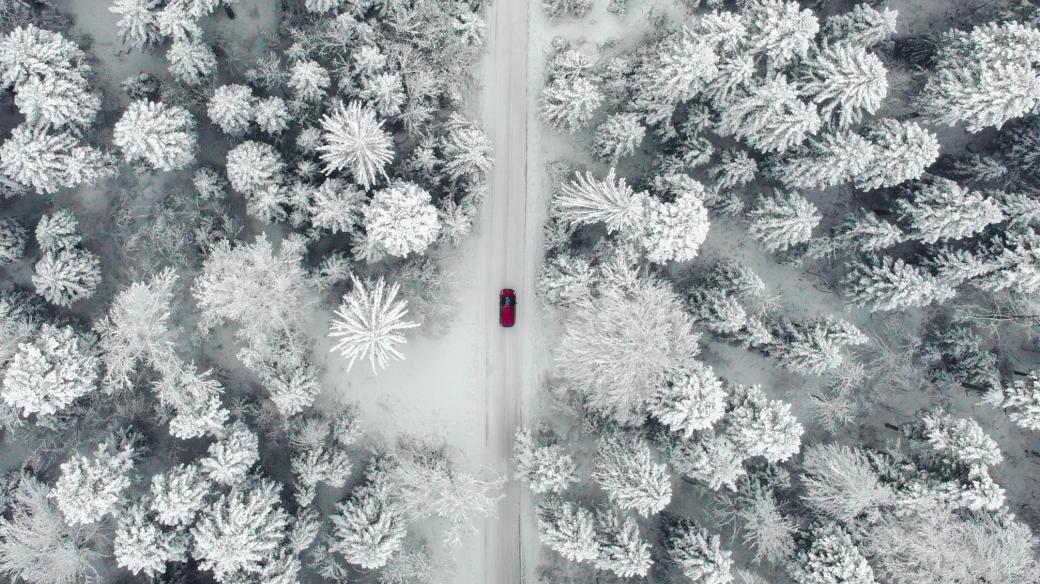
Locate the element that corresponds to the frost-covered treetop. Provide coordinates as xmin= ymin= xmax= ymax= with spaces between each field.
xmin=329 ymin=274 xmax=420 ymax=373
xmin=554 ymin=168 xmax=647 ymax=234
xmin=318 ymin=101 xmax=395 ymax=189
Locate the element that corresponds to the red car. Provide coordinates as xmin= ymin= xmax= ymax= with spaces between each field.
xmin=499 ymin=288 xmax=517 ymax=327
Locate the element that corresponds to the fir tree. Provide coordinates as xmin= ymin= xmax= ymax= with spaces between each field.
xmin=539 ymin=75 xmax=603 ymax=133
xmin=199 ymin=422 xmax=259 ymax=486
xmin=514 ymin=427 xmax=579 ymax=494
xmin=362 ymin=181 xmax=440 ymax=258
xmin=855 ymin=120 xmax=939 ymax=190
xmin=593 ymin=509 xmax=653 ymax=577
xmin=207 ymin=84 xmax=255 ymax=136
xmin=0 ymin=218 xmax=26 ymax=264
xmin=788 ymin=522 xmax=876 ymax=584
xmin=725 ymin=385 xmax=803 ymax=464
xmin=329 ymin=274 xmax=420 ymax=373
xmin=0 ymin=125 xmax=111 ymax=194
xmin=800 ymin=443 xmax=894 ymax=523
xmin=648 ymin=363 xmax=727 ymax=437
xmin=990 ymin=371 xmax=1040 ymax=432
xmin=225 ymin=140 xmax=285 ymax=196
xmin=50 ymin=439 xmax=135 ymax=526
xmin=288 ymin=60 xmax=330 ymax=102
xmin=167 ymin=38 xmax=217 ymax=86
xmin=718 ymin=77 xmax=821 ymax=154
xmin=1 ymin=323 xmax=98 ymax=419
xmin=821 ymin=4 xmax=898 ymax=48
xmin=746 ymin=190 xmax=820 ymax=252
xmin=898 ymin=177 xmax=1004 ymax=243
xmin=844 ymin=255 xmax=947 ymax=312
xmin=592 ymin=113 xmax=646 ymax=163
xmin=150 ymin=464 xmax=211 ymax=527
xmin=710 ymin=149 xmax=758 ymax=191
xmin=641 ymin=180 xmax=711 ymax=263
xmin=113 ymin=502 xmax=185 ymax=578
xmin=630 ymin=32 xmax=717 ymax=135
xmin=743 ymin=0 xmax=820 ymax=67
xmin=32 ymin=248 xmax=101 ymax=307
xmin=799 ymin=43 xmax=888 ymax=128
xmin=254 ymin=96 xmax=291 ymax=135
xmin=331 ymin=460 xmax=406 ymax=569
xmin=114 ymin=100 xmax=198 ymax=171
xmin=593 ymin=433 xmax=672 ymax=518
xmin=14 ymin=73 xmax=101 ymax=130
xmin=536 ymin=498 xmax=598 ymax=562
xmin=665 ymin=517 xmax=734 ymax=584
xmin=772 ymin=130 xmax=875 ymax=189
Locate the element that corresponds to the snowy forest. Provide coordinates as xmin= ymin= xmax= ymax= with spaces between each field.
xmin=0 ymin=0 xmax=1039 ymax=583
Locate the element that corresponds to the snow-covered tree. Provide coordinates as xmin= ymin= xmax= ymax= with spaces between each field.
xmin=114 ymin=100 xmax=197 ymax=171
xmin=207 ymin=84 xmax=254 ymax=136
xmin=199 ymin=422 xmax=259 ymax=486
xmin=920 ymin=23 xmax=1040 ymax=132
xmin=254 ymin=96 xmax=291 ymax=135
xmin=593 ymin=509 xmax=653 ymax=577
xmin=789 ymin=522 xmax=876 ymax=584
xmin=821 ymin=4 xmax=898 ymax=48
xmin=743 ymin=0 xmax=820 ymax=67
xmin=800 ymin=443 xmax=894 ymax=523
xmin=361 ymin=181 xmax=440 ymax=258
xmin=439 ymin=114 xmax=493 ymax=184
xmin=920 ymin=409 xmax=1003 ymax=469
xmin=304 ymin=0 xmax=342 ymax=13
xmin=844 ymin=255 xmax=947 ymax=312
xmin=555 ymin=276 xmax=701 ymax=424
xmin=94 ymin=269 xmax=177 ymax=389
xmin=1 ymin=323 xmax=98 ymax=418
xmin=50 ymin=439 xmax=135 ymax=526
xmin=826 ymin=210 xmax=904 ymax=255
xmin=710 ymin=149 xmax=757 ymax=191
xmin=648 ymin=363 xmax=727 ymax=437
xmin=288 ymin=60 xmax=330 ymax=102
xmin=109 ymin=0 xmax=160 ymax=48
xmin=855 ymin=120 xmax=939 ymax=190
xmin=990 ymin=371 xmax=1040 ymax=432
xmin=14 ymin=73 xmax=101 ymax=129
xmin=717 ymin=77 xmax=821 ymax=154
xmin=746 ymin=190 xmax=820 ymax=253
xmin=593 ymin=433 xmax=671 ymax=517
xmin=0 ymin=125 xmax=111 ymax=194
xmin=898 ymin=178 xmax=1004 ymax=243
xmin=641 ymin=179 xmax=711 ymax=263
xmin=0 ymin=25 xmax=85 ymax=89
xmin=726 ymin=385 xmax=803 ymax=463
xmin=155 ymin=2 xmax=201 ymax=39
xmin=318 ymin=101 xmax=394 ymax=189
xmin=360 ymin=72 xmax=406 ymax=118
xmin=305 ymin=179 xmax=365 ymax=234
xmin=150 ymin=464 xmax=211 ymax=527
xmin=767 ymin=318 xmax=867 ymax=376
xmin=32 ymin=248 xmax=101 ymax=307
xmin=191 ymin=478 xmax=289 ymax=583
xmin=113 ymin=502 xmax=185 ymax=578
xmin=0 ymin=219 xmax=25 ymax=266
xmin=35 ymin=209 xmax=79 ymax=252
xmin=665 ymin=518 xmax=733 ymax=584
xmin=555 ymin=168 xmax=646 ymax=233
xmin=225 ymin=140 xmax=284 ymax=196
xmin=536 ymin=498 xmax=598 ymax=562
xmin=592 ymin=113 xmax=645 ymax=162
xmin=799 ymin=43 xmax=888 ymax=128
xmin=630 ymin=32 xmax=717 ymax=134
xmin=290 ymin=442 xmax=351 ymax=507
xmin=542 ymin=0 xmax=592 ymax=18
xmin=669 ymin=430 xmax=747 ymax=491
xmin=167 ymin=38 xmax=217 ymax=86
xmin=514 ymin=427 xmax=579 ymax=494
xmin=539 ymin=76 xmax=603 ymax=133
xmin=330 ymin=460 xmax=406 ymax=569
xmin=0 ymin=475 xmax=98 ymax=584
xmin=329 ymin=274 xmax=419 ymax=372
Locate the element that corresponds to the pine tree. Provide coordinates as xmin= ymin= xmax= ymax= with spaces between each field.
xmin=978 ymin=228 xmax=1040 ymax=295
xmin=920 ymin=23 xmax=1040 ymax=132
xmin=536 ymin=498 xmax=598 ymax=562
xmin=14 ymin=73 xmax=101 ymax=130
xmin=743 ymin=0 xmax=820 ymax=67
xmin=665 ymin=517 xmax=733 ymax=584
xmin=539 ymin=76 xmax=603 ymax=133
xmin=362 ymin=181 xmax=440 ymax=258
xmin=799 ymin=43 xmax=888 ymax=128
xmin=329 ymin=274 xmax=420 ymax=372
xmin=330 ymin=460 xmax=406 ymax=569
xmin=630 ymin=32 xmax=718 ymax=135
xmin=439 ymin=114 xmax=493 ymax=184
xmin=225 ymin=140 xmax=285 ymax=196
xmin=253 ymin=96 xmax=291 ymax=135
xmin=669 ymin=430 xmax=747 ymax=491
xmin=648 ymin=363 xmax=727 ymax=437
xmin=110 ymin=0 xmax=160 ymax=48
xmin=800 ymin=443 xmax=894 ymax=523
xmin=542 ymin=0 xmax=593 ymax=18
xmin=361 ymin=72 xmax=406 ymax=118
xmin=844 ymin=255 xmax=947 ymax=312
xmin=32 ymin=248 xmax=102 ymax=307
xmin=592 ymin=113 xmax=646 ymax=163
xmin=920 ymin=409 xmax=1003 ymax=469
xmin=593 ymin=433 xmax=672 ymax=517
xmin=898 ymin=177 xmax=1004 ymax=243
xmin=305 ymin=179 xmax=365 ymax=234
xmin=318 ymin=101 xmax=394 ymax=189
xmin=1 ymin=323 xmax=98 ymax=418
xmin=554 ymin=168 xmax=646 ymax=233
xmin=191 ymin=478 xmax=290 ymax=583
xmin=288 ymin=60 xmax=330 ymax=102
xmin=304 ymin=0 xmax=343 ymax=12
xmin=821 ymin=4 xmax=898 ymax=48
xmin=290 ymin=444 xmax=351 ymax=507
xmin=50 ymin=439 xmax=135 ymax=526
xmin=113 ymin=502 xmax=186 ymax=578
xmin=207 ymin=84 xmax=255 ymax=136
xmin=0 ymin=218 xmax=26 ymax=264
xmin=538 ymin=252 xmax=596 ymax=309
xmin=788 ymin=522 xmax=876 ymax=584
xmin=641 ymin=182 xmax=711 ymax=263
xmin=593 ymin=509 xmax=653 ymax=577
xmin=0 ymin=475 xmax=98 ymax=584
xmin=991 ymin=371 xmax=1040 ymax=432
xmin=746 ymin=190 xmax=820 ymax=252
xmin=830 ymin=210 xmax=904 ymax=254
xmin=114 ymin=100 xmax=198 ymax=171
xmin=95 ymin=268 xmax=178 ymax=388
xmin=555 ymin=276 xmax=701 ymax=424
xmin=514 ymin=427 xmax=579 ymax=494
xmin=155 ymin=2 xmax=201 ymax=40
xmin=718 ymin=77 xmax=821 ymax=154
xmin=0 ymin=125 xmax=111 ymax=194
xmin=150 ymin=463 xmax=211 ymax=527
xmin=167 ymin=38 xmax=217 ymax=86
xmin=689 ymin=289 xmax=748 ymax=336
xmin=855 ymin=120 xmax=939 ymax=190
xmin=0 ymin=25 xmax=85 ymax=89
xmin=710 ymin=149 xmax=757 ymax=191
xmin=199 ymin=422 xmax=259 ymax=486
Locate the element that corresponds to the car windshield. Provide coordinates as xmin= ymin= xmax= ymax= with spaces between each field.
xmin=502 ymin=296 xmax=514 ymax=307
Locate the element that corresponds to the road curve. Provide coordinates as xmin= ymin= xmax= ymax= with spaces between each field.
xmin=479 ymin=0 xmax=531 ymax=581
